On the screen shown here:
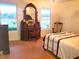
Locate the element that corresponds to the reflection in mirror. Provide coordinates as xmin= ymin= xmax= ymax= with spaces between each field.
xmin=26 ymin=7 xmax=35 ymax=21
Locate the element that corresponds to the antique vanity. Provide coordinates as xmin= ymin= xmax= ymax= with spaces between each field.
xmin=20 ymin=3 xmax=41 ymax=40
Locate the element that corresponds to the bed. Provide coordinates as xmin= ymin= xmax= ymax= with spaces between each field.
xmin=43 ymin=32 xmax=79 ymax=59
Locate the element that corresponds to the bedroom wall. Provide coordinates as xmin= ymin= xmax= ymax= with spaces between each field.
xmin=52 ymin=0 xmax=79 ymax=33
xmin=23 ymin=0 xmax=60 ymax=37
xmin=62 ymin=0 xmax=79 ymax=33
xmin=23 ymin=0 xmax=79 ymax=36
xmin=0 ymin=0 xmax=56 ymax=41
xmin=0 ymin=0 xmax=79 ymax=41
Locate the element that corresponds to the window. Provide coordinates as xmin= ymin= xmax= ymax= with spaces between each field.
xmin=0 ymin=3 xmax=17 ymax=30
xmin=41 ymin=8 xmax=51 ymax=29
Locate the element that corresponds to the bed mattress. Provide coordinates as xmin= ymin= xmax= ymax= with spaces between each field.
xmin=43 ymin=32 xmax=79 ymax=59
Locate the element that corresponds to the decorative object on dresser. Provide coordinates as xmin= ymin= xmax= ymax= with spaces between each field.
xmin=20 ymin=3 xmax=41 ymax=41
xmin=0 ymin=25 xmax=10 ymax=55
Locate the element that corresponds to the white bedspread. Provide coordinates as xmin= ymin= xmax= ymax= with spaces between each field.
xmin=43 ymin=32 xmax=79 ymax=59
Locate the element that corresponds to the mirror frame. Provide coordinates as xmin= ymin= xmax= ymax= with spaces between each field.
xmin=23 ymin=3 xmax=38 ymax=22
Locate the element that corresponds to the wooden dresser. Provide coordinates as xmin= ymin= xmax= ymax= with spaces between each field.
xmin=20 ymin=3 xmax=41 ymax=41
xmin=0 ymin=25 xmax=10 ymax=55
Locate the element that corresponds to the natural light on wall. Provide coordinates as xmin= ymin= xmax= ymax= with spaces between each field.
xmin=0 ymin=3 xmax=17 ymax=30
xmin=54 ymin=0 xmax=71 ymax=2
xmin=41 ymin=8 xmax=51 ymax=29
xmin=50 ymin=0 xmax=55 ymax=2
xmin=50 ymin=0 xmax=71 ymax=2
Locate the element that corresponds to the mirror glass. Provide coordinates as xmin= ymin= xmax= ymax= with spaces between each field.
xmin=26 ymin=7 xmax=35 ymax=22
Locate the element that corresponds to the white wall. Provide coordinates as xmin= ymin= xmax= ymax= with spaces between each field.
xmin=22 ymin=0 xmax=57 ymax=37
xmin=31 ymin=0 xmax=79 ymax=34
xmin=25 ymin=0 xmax=79 ymax=35
xmin=0 ymin=0 xmax=79 ymax=41
xmin=52 ymin=0 xmax=79 ymax=33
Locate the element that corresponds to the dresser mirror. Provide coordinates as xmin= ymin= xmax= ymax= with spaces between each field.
xmin=21 ymin=3 xmax=41 ymax=40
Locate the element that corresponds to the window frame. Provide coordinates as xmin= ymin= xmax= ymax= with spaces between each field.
xmin=40 ymin=8 xmax=51 ymax=29
xmin=0 ymin=3 xmax=17 ymax=31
